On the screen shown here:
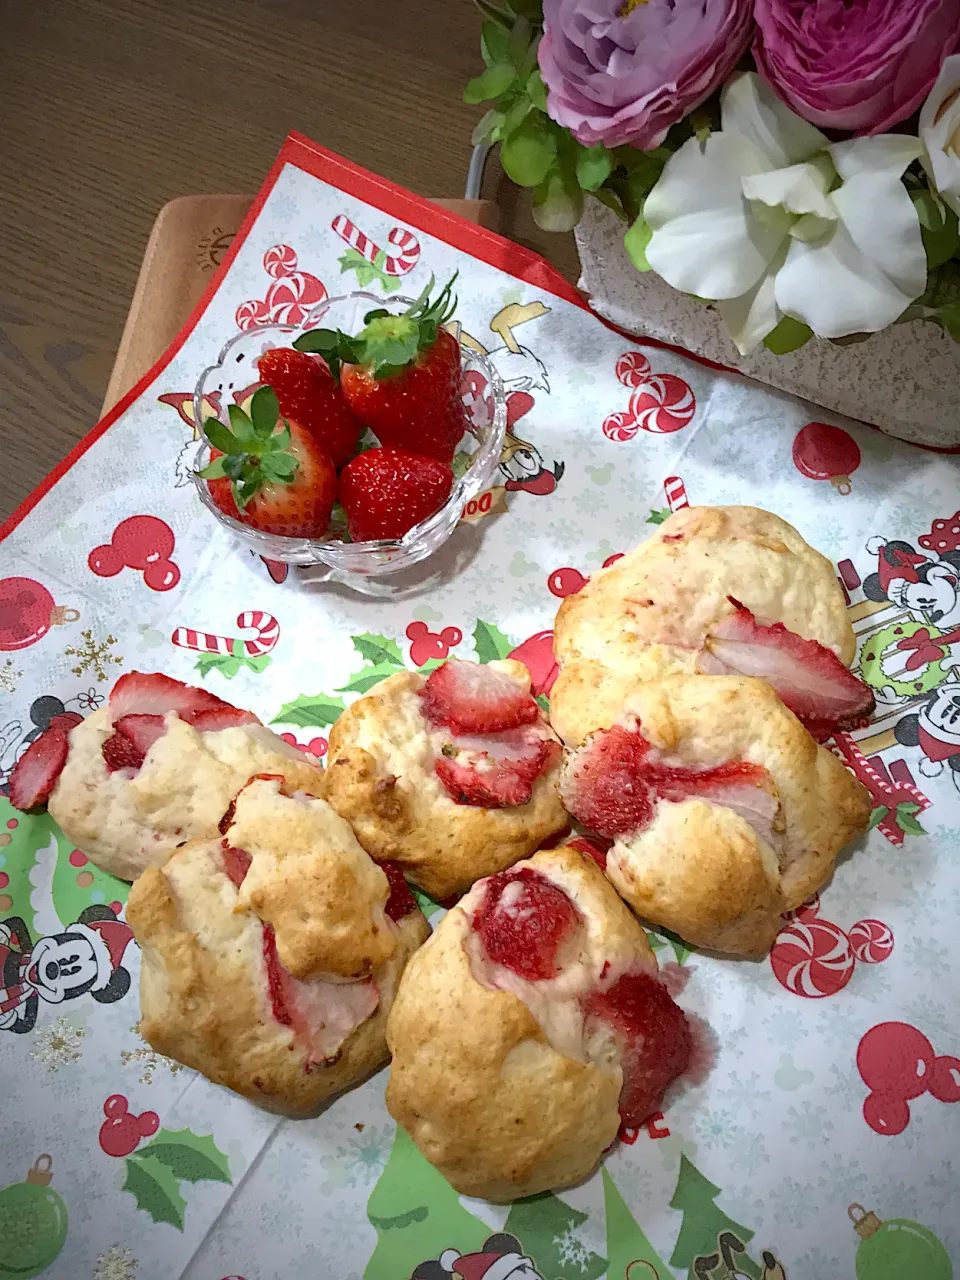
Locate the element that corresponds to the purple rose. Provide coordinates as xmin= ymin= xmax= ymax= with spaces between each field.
xmin=753 ymin=0 xmax=960 ymax=135
xmin=538 ymin=0 xmax=754 ymax=150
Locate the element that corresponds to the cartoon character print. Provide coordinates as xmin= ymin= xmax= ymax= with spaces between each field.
xmin=894 ymin=679 xmax=960 ymax=790
xmin=413 ymin=1235 xmax=542 ymax=1280
xmin=863 ymin=537 xmax=960 ymax=628
xmin=0 ymin=904 xmax=133 ymax=1034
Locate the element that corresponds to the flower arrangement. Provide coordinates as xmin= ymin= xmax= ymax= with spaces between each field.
xmin=465 ymin=0 xmax=960 ymax=355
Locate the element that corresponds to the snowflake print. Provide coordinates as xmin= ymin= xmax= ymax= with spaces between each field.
xmin=903 ymin=994 xmax=954 ymax=1044
xmin=76 ymin=686 xmax=105 ymax=711
xmin=717 ymin=1070 xmax=772 ymax=1112
xmin=29 ymin=1016 xmax=85 ymax=1070
xmin=0 ymin=659 xmax=21 ymax=694
xmin=335 ymin=1124 xmax=392 ymax=1186
xmin=782 ymin=1102 xmax=833 ymax=1143
xmin=120 ymin=1024 xmax=185 ymax=1084
xmin=693 ymin=1107 xmax=735 ymax=1149
xmin=63 ymin=630 xmax=122 ymax=682
xmin=93 ymin=1244 xmax=137 ymax=1280
xmin=903 ymin=934 xmax=950 ymax=980
xmin=555 ymin=1223 xmax=593 ymax=1271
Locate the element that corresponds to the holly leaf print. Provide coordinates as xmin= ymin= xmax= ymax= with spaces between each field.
xmin=646 ymin=507 xmax=671 ymax=525
xmin=195 ymin=651 xmax=271 ymax=680
xmin=867 ymin=805 xmax=890 ymax=830
xmin=410 ymin=885 xmax=445 ymax=920
xmin=895 ymin=802 xmax=927 ymax=837
xmin=473 ymin=619 xmax=514 ymax=664
xmin=535 ymin=693 xmax=550 ymax=714
xmin=271 ymin=693 xmax=346 ymax=729
xmin=133 ymin=1128 xmax=232 ymax=1184
xmin=352 ymin=633 xmax=404 ymax=667
xmin=337 ymin=663 xmax=401 ymax=696
xmin=121 ymin=1154 xmax=187 ymax=1229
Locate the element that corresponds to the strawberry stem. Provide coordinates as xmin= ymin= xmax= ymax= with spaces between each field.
xmin=198 ymin=385 xmax=300 ymax=510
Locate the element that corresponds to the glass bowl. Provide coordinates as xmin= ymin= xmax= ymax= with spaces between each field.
xmin=191 ymin=291 xmax=507 ymax=579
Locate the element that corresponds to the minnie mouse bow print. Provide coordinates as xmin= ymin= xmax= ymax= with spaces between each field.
xmin=0 ymin=904 xmax=133 ymax=1034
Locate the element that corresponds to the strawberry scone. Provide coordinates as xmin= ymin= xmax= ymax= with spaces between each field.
xmin=8 ymin=673 xmax=324 ymax=881
xmin=127 ymin=776 xmax=429 ymax=1117
xmin=551 ymin=506 xmax=873 ymax=746
xmin=561 ymin=676 xmax=871 ymax=957
xmin=324 ymin=659 xmax=567 ymax=900
xmin=386 ymin=844 xmax=692 ymax=1200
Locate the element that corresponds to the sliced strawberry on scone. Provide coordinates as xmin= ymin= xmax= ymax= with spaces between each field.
xmin=561 ymin=723 xmax=656 ymax=837
xmin=7 ymin=715 xmax=75 ymax=810
xmin=435 ymin=734 xmax=560 ymax=808
xmin=700 ymin=599 xmax=875 ymax=739
xmin=421 ymin=659 xmax=540 ymax=735
xmin=472 ymin=865 xmax=583 ymax=981
xmin=109 ymin=672 xmax=238 ymax=722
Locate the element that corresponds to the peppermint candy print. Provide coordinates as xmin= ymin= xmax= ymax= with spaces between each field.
xmin=604 ymin=350 xmax=696 ymax=440
xmin=235 ymin=244 xmax=327 ymax=330
xmin=848 ymin=919 xmax=895 ymax=964
xmin=769 ymin=917 xmax=856 ymax=998
xmin=602 ymin=411 xmax=639 ymax=443
xmin=615 ymin=350 xmax=651 ymax=388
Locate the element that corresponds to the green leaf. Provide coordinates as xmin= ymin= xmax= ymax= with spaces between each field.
xmin=501 ymin=113 xmax=557 ymax=186
xmin=249 ymin=385 xmax=279 ymax=438
xmin=472 ymin=107 xmax=506 ymax=146
xmin=227 ymin=403 xmax=256 ymax=445
xmin=895 ymin=802 xmax=927 ymax=836
xmin=662 ymin=927 xmax=694 ymax=965
xmin=911 ymin=186 xmax=960 ymax=270
xmin=197 ymin=457 xmax=226 ymax=479
xmin=352 ymin=632 xmax=404 ymax=667
xmin=576 ymin=144 xmax=613 ymax=192
xmin=473 ymin=618 xmax=514 ymax=664
xmin=203 ymin=418 xmax=240 ymax=455
xmin=261 ymin=454 xmax=298 ymax=484
xmin=411 ymin=884 xmax=445 ymax=920
xmin=247 ymin=654 xmax=272 ymax=674
xmin=646 ymin=507 xmax=670 ymax=525
xmin=500 ymin=95 xmax=533 ymax=140
xmin=337 ymin=662 xmax=402 ymax=696
xmin=526 ymin=67 xmax=547 ymax=111
xmin=464 ymin=61 xmax=516 ymax=104
xmin=507 ymin=0 xmax=544 ymax=20
xmin=271 ymin=693 xmax=346 ymax=729
xmin=121 ymin=1154 xmax=187 ymax=1229
xmin=222 ymin=453 xmax=246 ymax=481
xmin=480 ymin=18 xmax=510 ymax=66
xmin=294 ymin=327 xmax=339 ymax=354
xmin=134 ymin=1128 xmax=232 ymax=1184
xmin=763 ymin=316 xmax=813 ymax=355
xmin=624 ymin=213 xmax=653 ymax=272
xmin=532 ymin=160 xmax=584 ymax=231
xmin=535 ymin=693 xmax=550 ymax=714
xmin=867 ymin=805 xmax=889 ymax=830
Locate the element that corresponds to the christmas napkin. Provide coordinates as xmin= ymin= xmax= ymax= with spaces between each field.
xmin=0 ymin=133 xmax=957 ymax=1280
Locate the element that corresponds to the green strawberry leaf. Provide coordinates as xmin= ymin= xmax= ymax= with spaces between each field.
xmin=473 ymin=619 xmax=514 ymax=664
xmin=133 ymin=1128 xmax=232 ymax=1185
xmin=867 ymin=805 xmax=890 ymax=830
xmin=203 ymin=418 xmax=240 ymax=455
xmin=271 ymin=693 xmax=346 ymax=729
xmin=353 ymin=633 xmax=404 ymax=667
xmin=535 ymin=693 xmax=550 ymax=714
xmin=646 ymin=507 xmax=670 ymax=525
xmin=250 ymin=385 xmax=280 ymax=438
xmin=121 ymin=1154 xmax=187 ymax=1230
xmin=228 ymin=404 xmax=256 ymax=445
xmin=197 ymin=457 xmax=226 ymax=479
xmin=895 ymin=803 xmax=927 ymax=836
xmin=337 ymin=662 xmax=402 ymax=696
xmin=294 ymin=327 xmax=340 ymax=354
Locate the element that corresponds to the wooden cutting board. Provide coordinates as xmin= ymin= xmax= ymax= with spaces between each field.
xmin=102 ymin=195 xmax=496 ymax=414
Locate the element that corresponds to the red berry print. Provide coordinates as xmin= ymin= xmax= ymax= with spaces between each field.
xmin=137 ymin=1111 xmax=160 ymax=1138
xmin=405 ymin=621 xmax=463 ymax=667
xmin=792 ymin=422 xmax=861 ymax=495
xmin=928 ymin=1056 xmax=960 ymax=1104
xmin=99 ymin=1094 xmax=161 ymax=1156
xmin=0 ymin=577 xmax=78 ymax=652
xmin=858 ymin=1022 xmax=934 ymax=1100
xmin=602 ymin=553 xmax=624 ymax=568
xmin=862 ymin=1091 xmax=911 ymax=1137
xmin=89 ymin=516 xmax=180 ymax=593
xmin=279 ymin=732 xmax=327 ymax=760
xmin=548 ymin=567 xmax=588 ymax=599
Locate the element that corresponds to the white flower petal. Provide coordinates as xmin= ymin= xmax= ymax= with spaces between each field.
xmin=832 ymin=172 xmax=927 ymax=300
xmin=742 ymin=162 xmax=835 ymax=219
xmin=645 ymin=133 xmax=784 ymax=300
xmin=829 ymin=135 xmax=923 ymax=181
xmin=920 ymin=54 xmax=960 ymax=218
xmin=721 ymin=73 xmax=827 ymax=170
xmin=716 ymin=253 xmax=785 ymax=355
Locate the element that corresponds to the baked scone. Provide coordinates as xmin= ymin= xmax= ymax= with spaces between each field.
xmin=560 ymin=675 xmax=872 ymax=957
xmin=8 ymin=672 xmax=324 ymax=881
xmin=386 ymin=844 xmax=691 ymax=1201
xmin=127 ymin=777 xmax=429 ymax=1117
xmin=324 ymin=659 xmax=568 ymax=900
xmin=551 ymin=506 xmax=871 ymax=746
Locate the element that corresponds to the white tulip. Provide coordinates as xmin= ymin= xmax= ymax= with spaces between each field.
xmin=920 ymin=54 xmax=960 ymax=219
xmin=644 ymin=73 xmax=927 ymax=354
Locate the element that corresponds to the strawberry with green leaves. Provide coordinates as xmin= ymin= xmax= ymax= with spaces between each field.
xmin=296 ymin=276 xmax=467 ymax=463
xmin=257 ymin=347 xmax=361 ymax=468
xmin=338 ymin=446 xmax=454 ymax=542
xmin=199 ymin=385 xmax=336 ymax=539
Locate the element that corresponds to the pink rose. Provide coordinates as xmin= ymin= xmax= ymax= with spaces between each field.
xmin=538 ymin=0 xmax=753 ymax=151
xmin=754 ymin=0 xmax=960 ymax=135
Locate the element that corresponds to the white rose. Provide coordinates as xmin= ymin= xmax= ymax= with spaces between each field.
xmin=920 ymin=54 xmax=960 ymax=219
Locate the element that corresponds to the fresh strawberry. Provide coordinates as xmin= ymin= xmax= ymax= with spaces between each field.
xmin=101 ymin=713 xmax=168 ymax=772
xmin=7 ymin=718 xmax=72 ymax=809
xmin=700 ymin=599 xmax=875 ymax=739
xmin=190 ymin=706 xmax=260 ymax=733
xmin=332 ymin=277 xmax=467 ymax=463
xmin=199 ymin=385 xmax=336 ymax=539
xmin=222 ymin=843 xmax=252 ymax=888
xmin=381 ymin=860 xmax=418 ymax=921
xmin=256 ymin=347 xmax=361 ymax=468
xmin=472 ymin=866 xmax=583 ymax=981
xmin=109 ymin=673 xmax=237 ymax=722
xmin=338 ymin=446 xmax=453 ymax=543
xmin=420 ymin=660 xmax=539 ymax=735
xmin=435 ymin=736 xmax=558 ymax=808
xmin=584 ymin=970 xmax=691 ymax=1125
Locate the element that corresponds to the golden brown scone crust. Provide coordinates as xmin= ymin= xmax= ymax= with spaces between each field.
xmin=551 ymin=506 xmax=855 ymax=747
xmin=225 ymin=777 xmax=396 ymax=980
xmin=127 ymin=838 xmax=429 ymax=1118
xmin=49 ymin=708 xmax=324 ymax=881
xmin=386 ymin=845 xmax=658 ymax=1201
xmin=561 ymin=675 xmax=870 ymax=957
xmin=323 ymin=662 xmax=568 ymax=900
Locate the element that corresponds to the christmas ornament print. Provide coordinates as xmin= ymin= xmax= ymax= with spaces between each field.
xmin=0 ymin=578 xmax=78 ymax=652
xmin=629 ymin=375 xmax=696 ymax=435
xmin=848 ymin=1203 xmax=952 ymax=1280
xmin=792 ymin=422 xmax=862 ymax=494
xmin=0 ymin=1155 xmax=68 ymax=1278
xmin=547 ymin=566 xmax=589 ymax=598
xmin=88 ymin=516 xmax=181 ymax=592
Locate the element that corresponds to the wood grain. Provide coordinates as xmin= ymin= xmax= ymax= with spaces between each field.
xmin=0 ymin=0 xmax=579 ymax=522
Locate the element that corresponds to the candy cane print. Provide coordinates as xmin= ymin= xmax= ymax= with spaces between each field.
xmin=663 ymin=475 xmax=689 ymax=512
xmin=330 ymin=215 xmax=421 ymax=276
xmin=171 ymin=611 xmax=280 ymax=658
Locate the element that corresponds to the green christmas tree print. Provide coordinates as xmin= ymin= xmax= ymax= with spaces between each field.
xmin=364 ymin=1127 xmax=489 ymax=1279
xmin=504 ymin=1190 xmax=606 ymax=1280
xmin=602 ymin=1167 xmax=671 ymax=1279
xmin=669 ymin=1154 xmax=761 ymax=1280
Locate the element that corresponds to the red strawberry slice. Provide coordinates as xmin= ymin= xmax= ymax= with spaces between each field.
xmin=421 ymin=660 xmax=539 ymax=735
xmin=222 ymin=843 xmax=252 ymax=888
xmin=561 ymin=725 xmax=656 ymax=838
xmin=585 ymin=970 xmax=691 ymax=1125
xmin=109 ymin=672 xmax=235 ymax=722
xmin=8 ymin=720 xmax=72 ymax=810
xmin=472 ymin=865 xmax=583 ymax=981
xmin=114 ymin=714 xmax=167 ymax=756
xmin=435 ymin=736 xmax=559 ymax=808
xmin=381 ymin=860 xmax=417 ymax=921
xmin=701 ymin=601 xmax=875 ymax=739
xmin=190 ymin=706 xmax=261 ymax=732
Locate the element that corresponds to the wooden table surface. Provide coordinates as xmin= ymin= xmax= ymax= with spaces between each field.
xmin=0 ymin=0 xmax=580 ymax=524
